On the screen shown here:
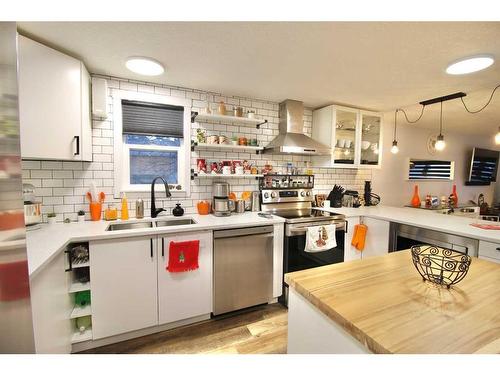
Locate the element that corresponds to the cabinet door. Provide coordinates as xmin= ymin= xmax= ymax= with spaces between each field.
xmin=361 ymin=218 xmax=390 ymax=259
xmin=18 ymin=35 xmax=82 ymax=160
xmin=157 ymin=231 xmax=213 ymax=325
xmin=311 ymin=106 xmax=335 ymax=167
xmin=90 ymin=236 xmax=158 ymax=339
xmin=359 ymin=111 xmax=382 ymax=167
xmin=80 ymin=63 xmax=92 ymax=161
xmin=332 ymin=106 xmax=359 ymax=166
xmin=344 ymin=217 xmax=362 ymax=262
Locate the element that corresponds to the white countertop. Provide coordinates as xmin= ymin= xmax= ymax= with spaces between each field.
xmin=27 ymin=212 xmax=284 ymax=278
xmin=317 ymin=205 xmax=500 ymax=243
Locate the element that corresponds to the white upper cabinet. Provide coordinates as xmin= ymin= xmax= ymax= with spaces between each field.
xmin=18 ymin=35 xmax=92 ymax=161
xmin=311 ymin=105 xmax=382 ymax=168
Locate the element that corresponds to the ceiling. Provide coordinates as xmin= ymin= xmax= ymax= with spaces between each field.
xmin=17 ymin=22 xmax=500 ymax=135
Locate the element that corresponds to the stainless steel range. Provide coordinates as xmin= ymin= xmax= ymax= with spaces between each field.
xmin=260 ymin=182 xmax=346 ymax=306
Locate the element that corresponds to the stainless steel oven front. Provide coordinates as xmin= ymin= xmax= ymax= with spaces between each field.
xmin=280 ymin=220 xmax=346 ymax=306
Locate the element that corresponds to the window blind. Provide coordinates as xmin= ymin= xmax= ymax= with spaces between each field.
xmin=408 ymin=160 xmax=453 ymax=180
xmin=122 ymin=99 xmax=184 ymax=138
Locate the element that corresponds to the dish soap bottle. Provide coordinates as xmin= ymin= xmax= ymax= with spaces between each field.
xmin=121 ymin=192 xmax=129 ymax=220
xmin=172 ymin=203 xmax=184 ymax=217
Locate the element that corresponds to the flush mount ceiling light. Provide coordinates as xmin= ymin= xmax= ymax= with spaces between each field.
xmin=446 ymin=55 xmax=494 ymax=75
xmin=125 ymin=57 xmax=165 ymax=76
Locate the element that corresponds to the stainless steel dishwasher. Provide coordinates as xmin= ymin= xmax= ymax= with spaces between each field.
xmin=213 ymin=225 xmax=274 ymax=315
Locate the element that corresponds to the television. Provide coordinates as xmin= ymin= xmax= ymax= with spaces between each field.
xmin=466 ymin=147 xmax=500 ymax=185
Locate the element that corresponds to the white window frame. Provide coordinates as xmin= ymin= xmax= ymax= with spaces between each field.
xmin=113 ymin=90 xmax=191 ymax=198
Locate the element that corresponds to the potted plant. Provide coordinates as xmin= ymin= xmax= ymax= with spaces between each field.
xmin=47 ymin=212 xmax=57 ymax=225
xmin=77 ymin=210 xmax=85 ymax=223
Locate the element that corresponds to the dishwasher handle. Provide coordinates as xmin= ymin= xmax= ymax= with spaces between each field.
xmin=214 ymin=225 xmax=274 ymax=239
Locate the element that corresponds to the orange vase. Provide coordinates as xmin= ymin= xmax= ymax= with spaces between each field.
xmin=451 ymin=184 xmax=458 ymax=207
xmin=411 ymin=185 xmax=421 ymax=208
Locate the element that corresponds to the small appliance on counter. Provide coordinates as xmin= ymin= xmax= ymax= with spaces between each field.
xmin=343 ymin=190 xmax=361 ymax=208
xmin=23 ymin=183 xmax=42 ymax=227
xmin=212 ymin=182 xmax=231 ymax=217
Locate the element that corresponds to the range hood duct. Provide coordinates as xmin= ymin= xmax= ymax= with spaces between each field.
xmin=264 ymin=99 xmax=331 ymax=155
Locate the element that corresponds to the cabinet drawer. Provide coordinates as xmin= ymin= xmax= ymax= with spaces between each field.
xmin=478 ymin=240 xmax=500 ymax=261
xmin=479 ymin=255 xmax=500 ymax=264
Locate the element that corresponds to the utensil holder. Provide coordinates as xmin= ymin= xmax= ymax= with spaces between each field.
xmin=89 ymin=202 xmax=102 ymax=221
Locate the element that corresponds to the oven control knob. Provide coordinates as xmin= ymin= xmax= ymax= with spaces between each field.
xmin=306 ymin=191 xmax=312 ymax=197
xmin=264 ymin=192 xmax=270 ymax=199
xmin=300 ymin=191 xmax=306 ymax=197
xmin=271 ymin=192 xmax=277 ymax=198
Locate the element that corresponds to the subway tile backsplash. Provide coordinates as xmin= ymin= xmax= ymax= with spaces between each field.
xmin=22 ymin=75 xmax=371 ymax=222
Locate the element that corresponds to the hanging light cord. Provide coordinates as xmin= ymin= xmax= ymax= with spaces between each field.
xmin=439 ymin=101 xmax=443 ymax=135
xmin=461 ymin=84 xmax=500 ymax=114
xmin=397 ymin=104 xmax=426 ymax=124
xmin=393 ymin=110 xmax=398 ymax=139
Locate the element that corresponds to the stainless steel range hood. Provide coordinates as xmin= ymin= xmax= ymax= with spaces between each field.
xmin=264 ymin=99 xmax=331 ymax=155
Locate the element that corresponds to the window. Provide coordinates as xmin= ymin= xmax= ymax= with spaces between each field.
xmin=408 ymin=159 xmax=455 ymax=181
xmin=113 ymin=92 xmax=191 ymax=197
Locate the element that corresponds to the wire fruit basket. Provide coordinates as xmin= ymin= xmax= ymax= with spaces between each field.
xmin=410 ymin=245 xmax=472 ymax=288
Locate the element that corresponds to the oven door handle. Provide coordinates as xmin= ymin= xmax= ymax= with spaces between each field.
xmin=287 ymin=222 xmax=345 ymax=236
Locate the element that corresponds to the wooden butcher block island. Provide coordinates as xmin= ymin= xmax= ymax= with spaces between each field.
xmin=285 ymin=250 xmax=500 ymax=354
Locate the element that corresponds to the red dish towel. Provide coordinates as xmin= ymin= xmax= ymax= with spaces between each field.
xmin=166 ymin=240 xmax=200 ymax=273
xmin=0 ymin=260 xmax=31 ymax=301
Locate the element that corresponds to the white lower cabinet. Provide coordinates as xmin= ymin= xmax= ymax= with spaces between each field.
xmin=90 ymin=231 xmax=213 ymax=340
xmin=344 ymin=217 xmax=362 ymax=262
xmin=157 ymin=231 xmax=213 ymax=325
xmin=90 ymin=236 xmax=158 ymax=340
xmin=360 ymin=217 xmax=390 ymax=259
xmin=478 ymin=240 xmax=500 ymax=264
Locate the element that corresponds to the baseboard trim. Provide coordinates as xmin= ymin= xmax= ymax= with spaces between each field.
xmin=71 ymin=314 xmax=211 ymax=353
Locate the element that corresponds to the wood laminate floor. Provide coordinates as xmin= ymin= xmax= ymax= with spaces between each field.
xmin=80 ymin=303 xmax=288 ymax=354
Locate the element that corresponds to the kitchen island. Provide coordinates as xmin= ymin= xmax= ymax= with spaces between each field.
xmin=285 ymin=250 xmax=500 ymax=354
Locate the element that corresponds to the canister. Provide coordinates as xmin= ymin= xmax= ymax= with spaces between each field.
xmin=135 ymin=199 xmax=144 ymax=219
xmin=236 ymin=199 xmax=245 ymax=213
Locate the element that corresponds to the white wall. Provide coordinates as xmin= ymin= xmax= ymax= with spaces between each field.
xmin=22 ymin=75 xmax=371 ymax=222
xmin=372 ymin=112 xmax=498 ymax=207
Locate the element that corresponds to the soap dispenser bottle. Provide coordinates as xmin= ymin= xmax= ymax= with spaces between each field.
xmin=121 ymin=192 xmax=129 ymax=220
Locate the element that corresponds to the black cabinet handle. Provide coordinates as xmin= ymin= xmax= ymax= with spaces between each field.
xmin=496 ymin=247 xmax=500 ymax=251
xmin=74 ymin=136 xmax=80 ymax=156
xmin=162 ymin=238 xmax=165 ymax=257
xmin=150 ymin=238 xmax=153 ymax=258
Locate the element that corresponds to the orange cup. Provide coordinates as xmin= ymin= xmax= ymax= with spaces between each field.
xmin=89 ymin=202 xmax=102 ymax=221
xmin=197 ymin=201 xmax=211 ymax=215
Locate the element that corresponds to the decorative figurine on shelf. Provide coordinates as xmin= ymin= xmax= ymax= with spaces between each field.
xmin=196 ymin=128 xmax=206 ymax=144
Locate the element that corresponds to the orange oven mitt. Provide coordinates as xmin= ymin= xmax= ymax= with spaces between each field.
xmin=351 ymin=224 xmax=368 ymax=251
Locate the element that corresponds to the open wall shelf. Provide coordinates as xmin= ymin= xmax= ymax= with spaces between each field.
xmin=191 ymin=111 xmax=268 ymax=129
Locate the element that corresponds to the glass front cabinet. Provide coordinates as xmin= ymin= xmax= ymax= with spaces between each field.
xmin=311 ymin=105 xmax=382 ymax=168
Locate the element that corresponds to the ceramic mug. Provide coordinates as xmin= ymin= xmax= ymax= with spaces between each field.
xmin=337 ymin=139 xmax=346 ymax=148
xmin=222 ymin=166 xmax=232 ymax=175
xmin=235 ymin=166 xmax=244 ymax=175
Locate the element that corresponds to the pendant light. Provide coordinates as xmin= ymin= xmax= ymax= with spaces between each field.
xmin=435 ymin=101 xmax=446 ymax=151
xmin=391 ymin=110 xmax=399 ymax=154
xmin=495 ymin=127 xmax=500 ymax=145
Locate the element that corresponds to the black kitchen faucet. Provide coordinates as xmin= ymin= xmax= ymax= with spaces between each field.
xmin=151 ymin=176 xmax=172 ymax=218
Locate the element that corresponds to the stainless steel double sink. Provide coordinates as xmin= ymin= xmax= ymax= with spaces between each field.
xmin=106 ymin=218 xmax=197 ymax=231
